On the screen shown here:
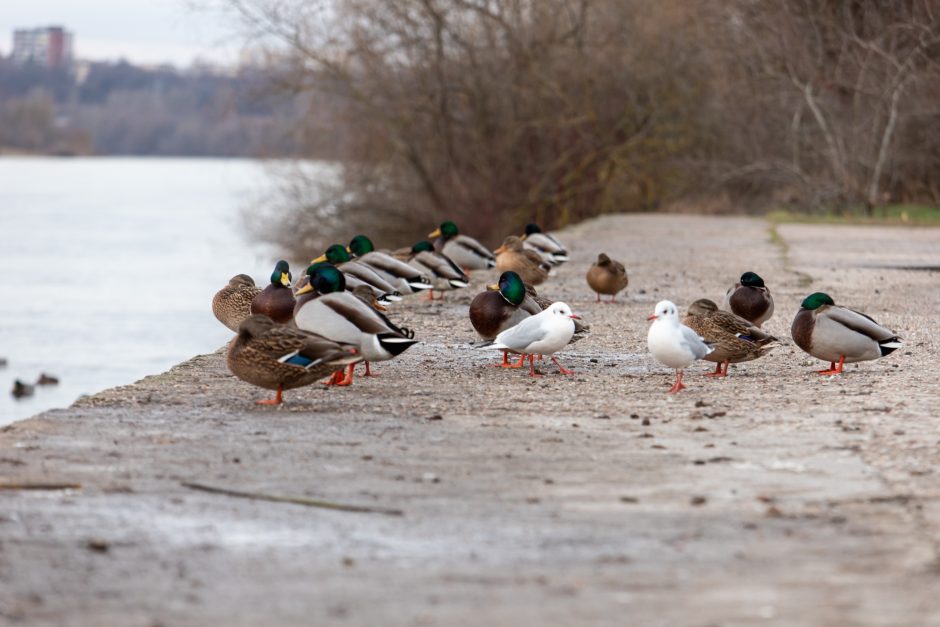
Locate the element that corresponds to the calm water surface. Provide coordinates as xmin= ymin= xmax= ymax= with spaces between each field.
xmin=0 ymin=157 xmax=311 ymax=426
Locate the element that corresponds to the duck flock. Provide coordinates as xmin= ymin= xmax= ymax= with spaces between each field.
xmin=212 ymin=220 xmax=903 ymax=405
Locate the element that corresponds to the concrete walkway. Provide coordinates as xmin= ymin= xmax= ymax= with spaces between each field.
xmin=2 ymin=214 xmax=939 ymax=626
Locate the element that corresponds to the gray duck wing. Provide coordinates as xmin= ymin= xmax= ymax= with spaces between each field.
xmin=824 ymin=305 xmax=898 ymax=342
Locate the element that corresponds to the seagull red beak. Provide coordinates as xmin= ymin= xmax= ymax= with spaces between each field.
xmin=647 ymin=314 xmax=658 ymax=321
xmin=569 ymin=314 xmax=581 ymax=320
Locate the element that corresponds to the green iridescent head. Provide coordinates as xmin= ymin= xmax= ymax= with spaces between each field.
xmin=314 ymin=244 xmax=351 ymax=265
xmin=348 ymin=235 xmax=375 ymax=257
xmin=269 ymin=260 xmax=292 ymax=287
xmin=429 ymin=221 xmax=459 ymax=240
xmin=306 ymin=262 xmax=346 ymax=294
xmin=494 ymin=271 xmax=525 ymax=306
xmin=740 ymin=271 xmax=765 ymax=288
xmin=801 ymin=292 xmax=835 ymax=310
xmin=411 ymin=240 xmax=434 ymax=253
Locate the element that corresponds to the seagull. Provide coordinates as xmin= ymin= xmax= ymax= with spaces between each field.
xmin=647 ymin=300 xmax=713 ymax=393
xmin=483 ymin=302 xmax=579 ymax=377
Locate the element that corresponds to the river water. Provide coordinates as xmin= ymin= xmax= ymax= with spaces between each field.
xmin=0 ymin=157 xmax=310 ymax=426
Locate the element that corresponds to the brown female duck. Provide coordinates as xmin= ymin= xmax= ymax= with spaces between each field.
xmin=494 ymin=236 xmax=550 ymax=286
xmin=213 ymin=274 xmax=261 ymax=332
xmin=586 ymin=253 xmax=629 ymax=302
xmin=683 ymin=298 xmax=778 ymax=377
xmin=227 ymin=314 xmax=361 ymax=405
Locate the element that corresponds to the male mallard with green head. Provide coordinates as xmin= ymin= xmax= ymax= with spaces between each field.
xmin=723 ymin=271 xmax=774 ymax=327
xmin=469 ymin=271 xmax=542 ymax=368
xmin=520 ymin=223 xmax=569 ymax=264
xmin=684 ymin=298 xmax=778 ymax=377
xmin=429 ymin=221 xmax=496 ymax=271
xmin=227 ymin=314 xmax=361 ymax=405
xmin=213 ymin=274 xmax=261 ymax=332
xmin=494 ymin=235 xmax=550 ymax=286
xmin=294 ymin=263 xmax=418 ymax=385
xmin=313 ymin=244 xmax=403 ymax=299
xmin=586 ymin=253 xmax=628 ymax=302
xmin=395 ymin=240 xmax=469 ymax=300
xmin=791 ymin=292 xmax=902 ymax=375
xmin=250 ymin=261 xmax=296 ymax=324
xmin=347 ymin=235 xmax=433 ymax=294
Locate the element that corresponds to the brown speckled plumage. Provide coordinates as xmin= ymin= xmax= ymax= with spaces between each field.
xmin=213 ymin=274 xmax=261 ymax=332
xmin=684 ymin=299 xmax=777 ymax=369
xmin=227 ymin=315 xmax=360 ymax=395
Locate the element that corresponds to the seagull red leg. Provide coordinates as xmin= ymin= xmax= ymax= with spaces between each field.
xmin=364 ymin=361 xmax=378 ymax=377
xmin=528 ymin=354 xmax=542 ymax=378
xmin=667 ymin=369 xmax=686 ymax=393
xmin=551 ymin=356 xmax=574 ymax=375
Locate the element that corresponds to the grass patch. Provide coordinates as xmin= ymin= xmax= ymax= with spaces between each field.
xmin=766 ymin=204 xmax=940 ymax=226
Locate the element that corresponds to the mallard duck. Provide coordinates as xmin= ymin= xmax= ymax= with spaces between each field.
xmin=521 ymin=223 xmax=569 ymax=264
xmin=294 ymin=263 xmax=419 ymax=385
xmin=494 ymin=236 xmax=550 ymax=286
xmin=586 ymin=253 xmax=629 ymax=302
xmin=482 ymin=302 xmax=580 ymax=377
xmin=213 ymin=274 xmax=261 ymax=332
xmin=723 ymin=271 xmax=773 ymax=327
xmin=395 ymin=240 xmax=469 ymax=300
xmin=36 ymin=373 xmax=59 ymax=385
xmin=647 ymin=300 xmax=714 ymax=393
xmin=11 ymin=379 xmax=34 ymax=398
xmin=429 ymin=221 xmax=495 ymax=271
xmin=250 ymin=261 xmax=296 ymax=324
xmin=469 ymin=271 xmax=541 ymax=339
xmin=791 ymin=292 xmax=902 ymax=375
xmin=347 ymin=235 xmax=433 ymax=294
xmin=683 ymin=298 xmax=778 ymax=376
xmin=312 ymin=245 xmax=403 ymax=301
xmin=227 ymin=314 xmax=361 ymax=405
xmin=469 ymin=271 xmax=542 ymax=368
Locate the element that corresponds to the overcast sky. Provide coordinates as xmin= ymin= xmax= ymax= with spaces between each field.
xmin=0 ymin=0 xmax=239 ymax=66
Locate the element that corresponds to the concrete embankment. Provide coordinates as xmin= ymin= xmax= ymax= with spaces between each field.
xmin=2 ymin=214 xmax=939 ymax=626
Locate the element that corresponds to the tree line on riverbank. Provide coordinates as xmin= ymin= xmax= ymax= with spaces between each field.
xmin=225 ymin=0 xmax=940 ymax=253
xmin=0 ymin=59 xmax=314 ymax=157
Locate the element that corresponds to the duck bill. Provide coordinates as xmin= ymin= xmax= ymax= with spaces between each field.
xmin=520 ymin=233 xmax=528 ymax=240
xmin=279 ymin=272 xmax=291 ymax=287
xmin=311 ymin=254 xmax=328 ymax=264
xmin=295 ymin=283 xmax=314 ymax=295
xmin=372 ymin=300 xmax=387 ymax=312
xmin=428 ymin=228 xmax=442 ymax=238
xmin=486 ymin=283 xmax=499 ymax=291
xmin=647 ymin=314 xmax=657 ymax=321
xmin=345 ymin=246 xmax=354 ymax=254
xmin=493 ymin=245 xmax=507 ymax=254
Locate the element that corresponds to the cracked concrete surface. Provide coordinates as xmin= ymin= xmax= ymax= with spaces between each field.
xmin=1 ymin=214 xmax=939 ymax=626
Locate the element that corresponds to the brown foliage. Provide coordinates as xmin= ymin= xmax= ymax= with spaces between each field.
xmin=227 ymin=0 xmax=940 ymax=254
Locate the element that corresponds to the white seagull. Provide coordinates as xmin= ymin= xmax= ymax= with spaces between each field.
xmin=485 ymin=302 xmax=580 ymax=377
xmin=647 ymin=300 xmax=713 ymax=393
